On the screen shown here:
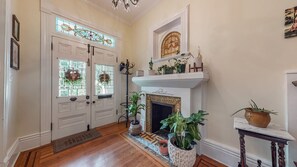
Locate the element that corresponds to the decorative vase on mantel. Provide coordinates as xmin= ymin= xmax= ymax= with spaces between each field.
xmin=148 ymin=70 xmax=155 ymax=75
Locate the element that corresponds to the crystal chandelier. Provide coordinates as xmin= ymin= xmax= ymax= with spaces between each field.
xmin=112 ymin=0 xmax=139 ymax=10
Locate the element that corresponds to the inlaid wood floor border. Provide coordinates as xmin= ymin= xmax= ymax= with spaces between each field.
xmin=14 ymin=122 xmax=226 ymax=167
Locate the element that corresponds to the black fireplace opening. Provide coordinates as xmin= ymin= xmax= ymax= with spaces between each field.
xmin=151 ymin=102 xmax=173 ymax=136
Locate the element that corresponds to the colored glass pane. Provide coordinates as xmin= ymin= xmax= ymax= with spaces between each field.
xmin=95 ymin=64 xmax=114 ymax=95
xmin=56 ymin=17 xmax=115 ymax=48
xmin=58 ymin=59 xmax=87 ymax=97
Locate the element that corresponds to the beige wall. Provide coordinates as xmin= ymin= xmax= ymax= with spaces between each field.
xmin=15 ymin=0 xmax=41 ymax=137
xmin=130 ymin=0 xmax=297 ymax=161
xmin=4 ymin=0 xmax=21 ymax=155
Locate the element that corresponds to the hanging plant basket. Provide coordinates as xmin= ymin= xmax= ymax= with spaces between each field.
xmin=64 ymin=68 xmax=82 ymax=84
xmin=99 ymin=72 xmax=110 ymax=84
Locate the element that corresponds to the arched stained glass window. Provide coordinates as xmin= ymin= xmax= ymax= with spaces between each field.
xmin=161 ymin=31 xmax=181 ymax=58
xmin=56 ymin=17 xmax=115 ymax=48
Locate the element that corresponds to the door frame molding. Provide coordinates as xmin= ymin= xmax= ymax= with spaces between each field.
xmin=40 ymin=2 xmax=122 ymax=145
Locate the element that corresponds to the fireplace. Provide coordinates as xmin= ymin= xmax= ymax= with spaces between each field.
xmin=151 ymin=102 xmax=173 ymax=133
xmin=145 ymin=94 xmax=181 ymax=132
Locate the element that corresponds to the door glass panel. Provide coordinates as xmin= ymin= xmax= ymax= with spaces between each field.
xmin=95 ymin=64 xmax=114 ymax=95
xmin=58 ymin=59 xmax=87 ymax=97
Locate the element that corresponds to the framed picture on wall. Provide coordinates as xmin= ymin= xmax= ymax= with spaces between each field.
xmin=12 ymin=14 xmax=20 ymax=41
xmin=10 ymin=38 xmax=20 ymax=70
xmin=285 ymin=6 xmax=297 ymax=38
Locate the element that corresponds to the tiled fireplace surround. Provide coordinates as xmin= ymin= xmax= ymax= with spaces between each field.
xmin=140 ymin=86 xmax=206 ymax=133
xmin=145 ymin=94 xmax=181 ymax=132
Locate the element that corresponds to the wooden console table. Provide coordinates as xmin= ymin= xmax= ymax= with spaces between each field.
xmin=234 ymin=118 xmax=295 ymax=167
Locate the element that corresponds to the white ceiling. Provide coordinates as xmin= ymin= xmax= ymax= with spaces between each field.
xmin=86 ymin=0 xmax=161 ymax=25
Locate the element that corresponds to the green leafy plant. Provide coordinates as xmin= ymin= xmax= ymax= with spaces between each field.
xmin=157 ymin=64 xmax=175 ymax=74
xmin=231 ymin=99 xmax=277 ymax=116
xmin=128 ymin=91 xmax=145 ymax=125
xmin=170 ymin=58 xmax=189 ymax=73
xmin=160 ymin=110 xmax=208 ymax=150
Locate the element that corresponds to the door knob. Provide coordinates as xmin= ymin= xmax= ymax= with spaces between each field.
xmin=92 ymin=101 xmax=96 ymax=104
xmin=86 ymin=101 xmax=90 ymax=104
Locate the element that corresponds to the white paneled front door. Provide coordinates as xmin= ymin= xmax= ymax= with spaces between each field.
xmin=91 ymin=47 xmax=117 ymax=128
xmin=52 ymin=37 xmax=91 ymax=140
xmin=52 ymin=37 xmax=118 ymax=140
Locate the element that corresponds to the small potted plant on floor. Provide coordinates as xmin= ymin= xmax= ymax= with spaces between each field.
xmin=128 ymin=91 xmax=145 ymax=135
xmin=158 ymin=140 xmax=168 ymax=156
xmin=160 ymin=110 xmax=208 ymax=167
xmin=231 ymin=99 xmax=277 ymax=128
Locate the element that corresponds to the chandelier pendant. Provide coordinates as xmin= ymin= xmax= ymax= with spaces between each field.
xmin=112 ymin=0 xmax=139 ymax=10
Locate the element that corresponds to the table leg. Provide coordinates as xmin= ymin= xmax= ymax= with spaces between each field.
xmin=271 ymin=142 xmax=276 ymax=167
xmin=278 ymin=143 xmax=285 ymax=167
xmin=239 ymin=133 xmax=247 ymax=167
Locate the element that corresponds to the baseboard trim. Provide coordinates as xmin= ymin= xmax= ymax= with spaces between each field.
xmin=18 ymin=133 xmax=41 ymax=152
xmin=3 ymin=139 xmax=19 ymax=166
xmin=200 ymin=138 xmax=271 ymax=167
xmin=40 ymin=130 xmax=51 ymax=145
xmin=2 ymin=132 xmax=42 ymax=167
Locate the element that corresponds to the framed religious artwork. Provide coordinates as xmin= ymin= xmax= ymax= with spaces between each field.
xmin=10 ymin=38 xmax=20 ymax=70
xmin=12 ymin=14 xmax=20 ymax=41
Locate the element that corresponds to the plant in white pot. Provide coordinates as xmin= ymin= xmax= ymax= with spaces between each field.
xmin=128 ymin=91 xmax=145 ymax=135
xmin=160 ymin=110 xmax=208 ymax=167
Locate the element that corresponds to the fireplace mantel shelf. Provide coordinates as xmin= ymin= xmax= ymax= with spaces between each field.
xmin=132 ymin=72 xmax=209 ymax=88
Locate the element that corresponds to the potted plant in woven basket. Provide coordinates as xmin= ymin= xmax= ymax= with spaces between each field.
xmin=231 ymin=99 xmax=277 ymax=128
xmin=160 ymin=110 xmax=208 ymax=167
xmin=128 ymin=91 xmax=145 ymax=136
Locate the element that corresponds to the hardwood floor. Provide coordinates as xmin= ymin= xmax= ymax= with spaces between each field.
xmin=15 ymin=122 xmax=226 ymax=167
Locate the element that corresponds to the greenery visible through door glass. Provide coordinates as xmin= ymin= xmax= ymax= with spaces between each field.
xmin=58 ymin=59 xmax=87 ymax=97
xmin=95 ymin=64 xmax=114 ymax=95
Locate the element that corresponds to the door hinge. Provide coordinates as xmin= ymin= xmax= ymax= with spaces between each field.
xmin=87 ymin=44 xmax=90 ymax=53
xmin=87 ymin=124 xmax=90 ymax=131
xmin=51 ymin=42 xmax=53 ymax=50
xmin=92 ymin=46 xmax=95 ymax=56
xmin=116 ymin=57 xmax=118 ymax=63
xmin=51 ymin=123 xmax=53 ymax=131
xmin=116 ymin=109 xmax=118 ymax=115
xmin=87 ymin=58 xmax=90 ymax=66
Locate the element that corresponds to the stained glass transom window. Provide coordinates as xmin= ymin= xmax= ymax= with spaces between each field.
xmin=161 ymin=31 xmax=181 ymax=58
xmin=58 ymin=59 xmax=87 ymax=97
xmin=95 ymin=64 xmax=114 ymax=95
xmin=56 ymin=17 xmax=115 ymax=48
